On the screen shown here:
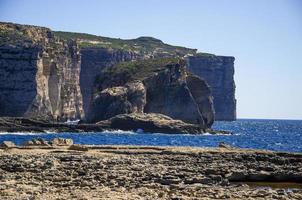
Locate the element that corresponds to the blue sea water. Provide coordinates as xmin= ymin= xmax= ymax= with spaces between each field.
xmin=0 ymin=119 xmax=301 ymax=153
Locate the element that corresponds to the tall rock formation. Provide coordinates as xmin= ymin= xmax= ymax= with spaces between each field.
xmin=187 ymin=54 xmax=236 ymax=121
xmin=0 ymin=22 xmax=84 ymax=120
xmin=91 ymin=58 xmax=214 ymax=129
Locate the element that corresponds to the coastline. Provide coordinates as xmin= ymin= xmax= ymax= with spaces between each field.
xmin=0 ymin=116 xmax=231 ymax=135
xmin=0 ymin=145 xmax=301 ymax=199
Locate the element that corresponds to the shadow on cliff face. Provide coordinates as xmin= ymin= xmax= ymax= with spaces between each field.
xmin=0 ymin=46 xmax=38 ymax=117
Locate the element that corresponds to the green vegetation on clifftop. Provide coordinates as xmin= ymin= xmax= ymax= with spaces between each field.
xmin=54 ymin=31 xmax=197 ymax=56
xmin=95 ymin=57 xmax=181 ymax=89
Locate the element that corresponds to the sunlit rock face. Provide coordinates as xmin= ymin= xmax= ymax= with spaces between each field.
xmin=0 ymin=22 xmax=84 ymax=121
xmin=187 ymin=55 xmax=236 ymax=121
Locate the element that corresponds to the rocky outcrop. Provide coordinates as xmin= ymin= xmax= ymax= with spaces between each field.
xmin=88 ymin=81 xmax=146 ymax=122
xmin=0 ymin=22 xmax=84 ymax=121
xmin=187 ymin=54 xmax=236 ymax=121
xmin=97 ymin=113 xmax=205 ymax=134
xmin=92 ymin=58 xmax=215 ymax=129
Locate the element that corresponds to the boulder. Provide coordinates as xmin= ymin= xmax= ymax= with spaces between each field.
xmin=218 ymin=142 xmax=235 ymax=149
xmin=68 ymin=144 xmax=89 ymax=151
xmin=24 ymin=138 xmax=50 ymax=146
xmin=52 ymin=138 xmax=73 ymax=146
xmin=0 ymin=141 xmax=16 ymax=149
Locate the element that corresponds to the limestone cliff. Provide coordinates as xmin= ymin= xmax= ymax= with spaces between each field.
xmin=56 ymin=31 xmax=236 ymax=121
xmin=187 ymin=54 xmax=236 ymax=121
xmin=0 ymin=22 xmax=236 ymax=126
xmin=0 ymin=22 xmax=84 ymax=120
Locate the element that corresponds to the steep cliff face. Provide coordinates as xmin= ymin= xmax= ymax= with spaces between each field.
xmin=92 ymin=58 xmax=214 ymax=129
xmin=187 ymin=55 xmax=236 ymax=121
xmin=0 ymin=22 xmax=84 ymax=120
xmin=1 ymin=22 xmax=236 ymax=125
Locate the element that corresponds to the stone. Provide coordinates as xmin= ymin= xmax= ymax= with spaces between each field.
xmin=218 ymin=142 xmax=235 ymax=149
xmin=0 ymin=141 xmax=16 ymax=149
xmin=68 ymin=144 xmax=89 ymax=151
xmin=52 ymin=138 xmax=73 ymax=146
xmin=24 ymin=138 xmax=50 ymax=146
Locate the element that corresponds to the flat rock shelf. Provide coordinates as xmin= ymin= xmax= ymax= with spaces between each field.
xmin=0 ymin=146 xmax=301 ymax=199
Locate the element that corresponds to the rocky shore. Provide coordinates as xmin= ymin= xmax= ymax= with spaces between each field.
xmin=0 ymin=144 xmax=301 ymax=199
xmin=0 ymin=114 xmax=230 ymax=135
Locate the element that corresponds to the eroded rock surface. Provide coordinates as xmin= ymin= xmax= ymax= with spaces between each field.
xmin=0 ymin=146 xmax=301 ymax=199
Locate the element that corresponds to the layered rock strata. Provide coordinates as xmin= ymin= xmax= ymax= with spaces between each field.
xmin=0 ymin=22 xmax=84 ymax=120
xmin=0 ymin=22 xmax=237 ymax=126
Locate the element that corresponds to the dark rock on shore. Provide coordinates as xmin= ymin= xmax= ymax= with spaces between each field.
xmin=0 ymin=141 xmax=16 ymax=149
xmin=0 ymin=115 xmax=228 ymax=134
xmin=97 ymin=113 xmax=206 ymax=134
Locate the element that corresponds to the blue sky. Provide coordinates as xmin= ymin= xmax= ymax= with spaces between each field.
xmin=1 ymin=0 xmax=301 ymax=119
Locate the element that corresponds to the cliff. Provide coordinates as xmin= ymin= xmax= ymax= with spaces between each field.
xmin=56 ymin=31 xmax=236 ymax=121
xmin=187 ymin=54 xmax=236 ymax=121
xmin=0 ymin=22 xmax=236 ymax=128
xmin=0 ymin=22 xmax=84 ymax=121
xmin=55 ymin=31 xmax=197 ymax=118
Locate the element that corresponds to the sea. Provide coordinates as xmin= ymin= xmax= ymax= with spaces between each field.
xmin=0 ymin=119 xmax=301 ymax=153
